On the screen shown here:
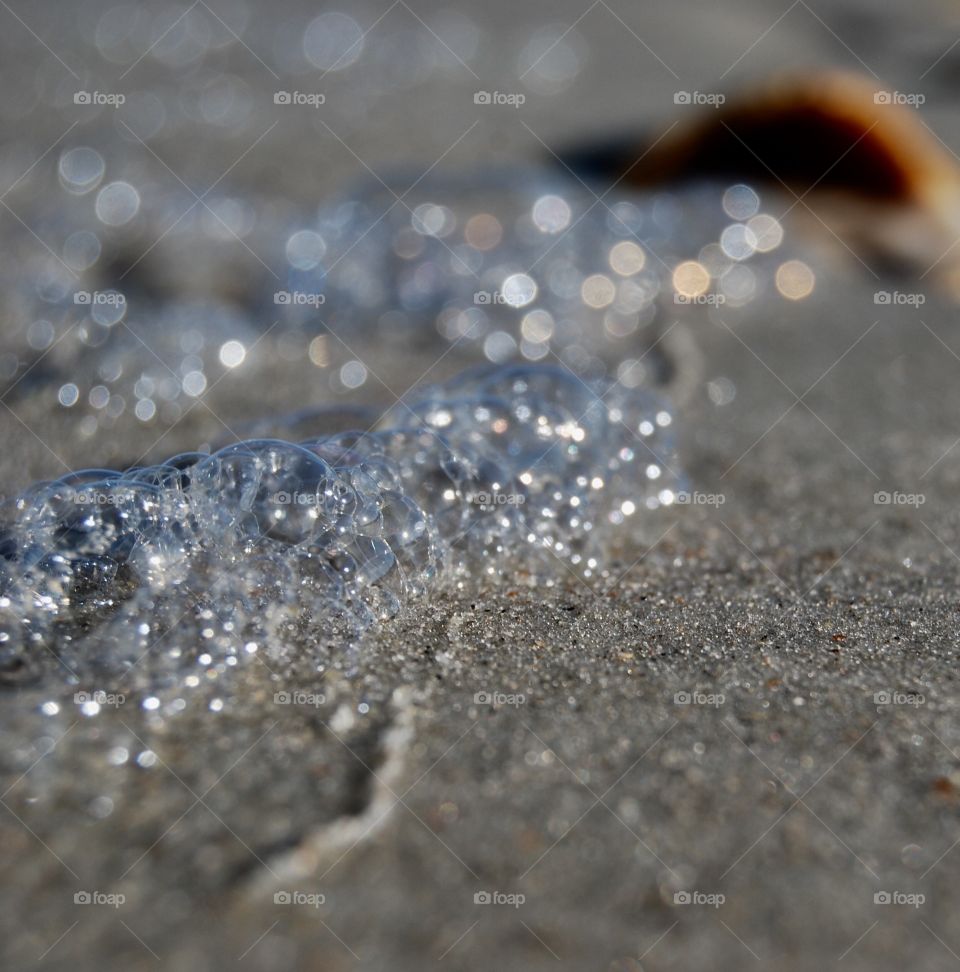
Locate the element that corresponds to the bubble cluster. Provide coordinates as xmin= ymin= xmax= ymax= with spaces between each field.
xmin=1 ymin=168 xmax=805 ymax=440
xmin=292 ymin=174 xmax=792 ymax=377
xmin=0 ymin=363 xmax=680 ymax=695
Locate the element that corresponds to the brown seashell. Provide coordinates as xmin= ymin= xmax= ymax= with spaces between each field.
xmin=562 ymin=71 xmax=960 ymax=278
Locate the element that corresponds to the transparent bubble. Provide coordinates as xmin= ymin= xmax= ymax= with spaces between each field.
xmin=27 ymin=320 xmax=55 ymax=350
xmin=532 ymin=195 xmax=572 ymax=234
xmin=412 ymin=203 xmax=455 ymax=237
xmin=747 ymin=214 xmax=784 ymax=253
xmin=502 ymin=273 xmax=537 ymax=308
xmin=581 ymin=274 xmax=616 ymax=308
xmin=465 ymin=213 xmax=502 ymax=250
xmin=339 ymin=360 xmax=368 ymax=388
xmin=609 ymin=241 xmax=646 ymax=276
xmin=483 ymin=330 xmax=517 ymax=362
xmin=95 ymin=181 xmax=140 ymax=226
xmin=182 ymin=370 xmax=207 ymax=397
xmin=518 ymin=24 xmax=584 ymax=94
xmin=720 ymin=223 xmax=758 ymax=261
xmin=59 ymin=147 xmax=105 ymax=194
xmin=58 ymin=383 xmax=79 ymax=406
xmin=63 ymin=231 xmax=102 ymax=271
xmin=722 ymin=184 xmax=760 ymax=220
xmin=521 ymin=309 xmax=554 ymax=343
xmin=135 ymin=399 xmax=157 ymax=421
xmin=719 ymin=264 xmax=757 ymax=303
xmin=707 ymin=377 xmax=736 ymax=406
xmin=219 ymin=340 xmax=246 ymax=368
xmin=90 ymin=293 xmax=127 ymax=326
xmin=285 ymin=230 xmax=327 ymax=270
xmin=304 ymin=12 xmax=365 ymax=71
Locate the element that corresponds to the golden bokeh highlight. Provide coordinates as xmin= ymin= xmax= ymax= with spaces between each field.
xmin=464 ymin=213 xmax=503 ymax=250
xmin=775 ymin=259 xmax=815 ymax=300
xmin=581 ymin=273 xmax=617 ymax=308
xmin=609 ymin=240 xmax=646 ymax=276
xmin=672 ymin=260 xmax=710 ymax=297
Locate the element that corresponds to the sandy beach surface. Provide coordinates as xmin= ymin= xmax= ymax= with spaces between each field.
xmin=2 ymin=1 xmax=960 ymax=969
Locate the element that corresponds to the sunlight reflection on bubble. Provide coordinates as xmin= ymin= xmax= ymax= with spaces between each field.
xmin=95 ymin=181 xmax=140 ymax=226
xmin=59 ymin=148 xmax=105 ymax=194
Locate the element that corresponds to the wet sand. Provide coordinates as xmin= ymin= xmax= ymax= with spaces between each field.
xmin=3 ymin=1 xmax=960 ymax=969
